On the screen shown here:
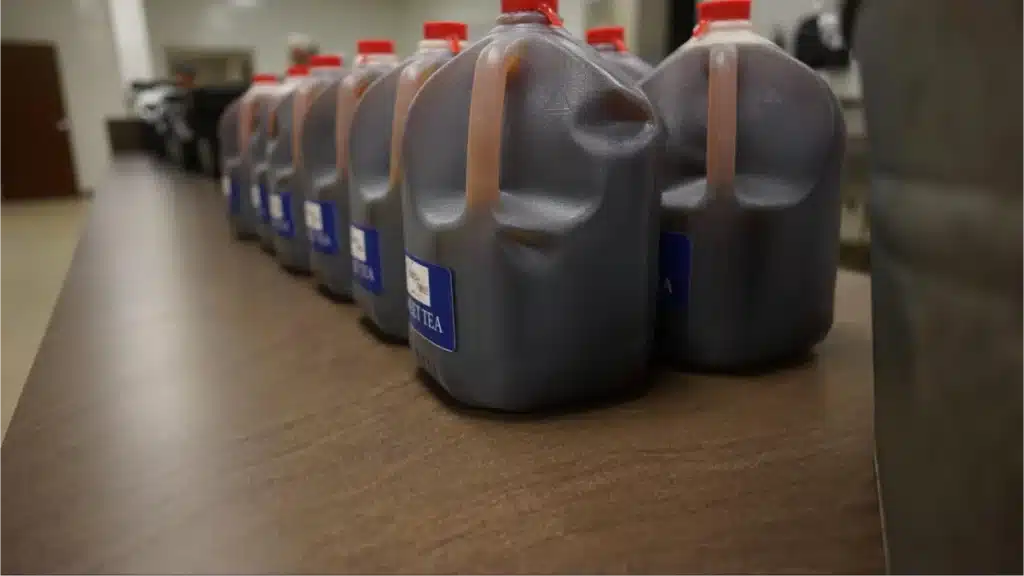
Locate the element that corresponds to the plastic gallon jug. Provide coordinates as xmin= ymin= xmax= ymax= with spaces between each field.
xmin=586 ymin=26 xmax=653 ymax=82
xmin=640 ymin=0 xmax=845 ymax=370
xmin=300 ymin=80 xmax=344 ymax=283
xmin=402 ymin=0 xmax=662 ymax=412
xmin=307 ymin=40 xmax=399 ymax=299
xmin=218 ymin=74 xmax=278 ymax=240
xmin=349 ymin=22 xmax=468 ymax=342
xmin=268 ymin=55 xmax=345 ymax=273
xmin=255 ymin=65 xmax=309 ymax=254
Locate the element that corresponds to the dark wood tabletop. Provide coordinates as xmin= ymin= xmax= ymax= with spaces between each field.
xmin=1 ymin=159 xmax=884 ymax=574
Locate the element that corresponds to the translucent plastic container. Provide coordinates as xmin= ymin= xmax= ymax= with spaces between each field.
xmin=300 ymin=82 xmax=342 ymax=282
xmin=585 ymin=26 xmax=653 ymax=82
xmin=349 ymin=22 xmax=468 ymax=341
xmin=267 ymin=55 xmax=346 ymax=273
xmin=218 ymin=73 xmax=278 ymax=240
xmin=640 ymin=0 xmax=846 ymax=370
xmin=252 ymin=66 xmax=307 ymax=252
xmin=307 ymin=40 xmax=399 ymax=299
xmin=402 ymin=0 xmax=662 ymax=411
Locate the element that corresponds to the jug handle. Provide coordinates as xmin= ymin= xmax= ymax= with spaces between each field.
xmin=465 ymin=39 xmax=524 ymax=210
xmin=238 ymin=99 xmax=253 ymax=161
xmin=268 ymin=100 xmax=280 ymax=142
xmin=336 ymin=75 xmax=372 ymax=180
xmin=293 ymin=83 xmax=329 ymax=171
xmin=706 ymin=44 xmax=738 ymax=199
xmin=292 ymin=87 xmax=308 ymax=171
xmin=390 ymin=62 xmax=440 ymax=188
xmin=239 ymin=95 xmax=267 ymax=161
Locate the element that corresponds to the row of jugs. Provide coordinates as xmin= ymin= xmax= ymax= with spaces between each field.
xmin=218 ymin=0 xmax=845 ymax=412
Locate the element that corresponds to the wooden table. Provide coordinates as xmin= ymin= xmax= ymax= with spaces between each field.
xmin=1 ymin=159 xmax=884 ymax=573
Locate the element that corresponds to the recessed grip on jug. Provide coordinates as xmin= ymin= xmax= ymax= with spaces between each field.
xmin=390 ymin=62 xmax=440 ymax=188
xmin=268 ymin=102 xmax=281 ymax=141
xmin=706 ymin=44 xmax=737 ymax=198
xmin=290 ymin=90 xmax=306 ymax=170
xmin=336 ymin=75 xmax=372 ymax=180
xmin=292 ymin=85 xmax=321 ymax=171
xmin=466 ymin=39 xmax=524 ymax=210
xmin=239 ymin=99 xmax=257 ymax=161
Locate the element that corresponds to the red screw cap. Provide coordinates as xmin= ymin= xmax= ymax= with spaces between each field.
xmin=424 ymin=21 xmax=468 ymax=41
xmin=586 ymin=26 xmax=627 ymax=50
xmin=357 ymin=39 xmax=395 ymax=54
xmin=697 ymin=0 xmax=751 ymax=22
xmin=286 ymin=65 xmax=309 ymax=77
xmin=310 ymin=54 xmax=343 ymax=67
xmin=252 ymin=73 xmax=278 ymax=84
xmin=501 ymin=0 xmax=559 ymax=14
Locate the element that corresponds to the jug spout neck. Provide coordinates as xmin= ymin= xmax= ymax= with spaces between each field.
xmin=356 ymin=53 xmax=399 ymax=67
xmin=591 ymin=43 xmax=622 ymax=53
xmin=496 ymin=11 xmax=551 ymax=26
xmin=704 ymin=19 xmax=754 ymax=35
xmin=417 ymin=38 xmax=464 ymax=54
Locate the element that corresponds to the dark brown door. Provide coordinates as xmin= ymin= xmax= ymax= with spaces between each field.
xmin=1 ymin=41 xmax=79 ymax=199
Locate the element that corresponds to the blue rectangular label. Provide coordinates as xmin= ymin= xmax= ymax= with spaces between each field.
xmin=259 ymin=182 xmax=271 ymax=223
xmin=350 ymin=224 xmax=383 ymax=294
xmin=305 ymin=200 xmax=338 ymax=254
xmin=270 ymin=191 xmax=295 ymax=237
xmin=659 ymin=232 xmax=691 ymax=306
xmin=405 ymin=253 xmax=456 ymax=352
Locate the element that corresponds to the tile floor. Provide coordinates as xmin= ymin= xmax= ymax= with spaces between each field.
xmin=1 ymin=197 xmax=90 ymax=438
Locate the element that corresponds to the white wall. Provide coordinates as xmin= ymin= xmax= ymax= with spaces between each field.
xmin=0 ymin=0 xmax=858 ymax=197
xmin=145 ymin=0 xmax=589 ymax=76
xmin=631 ymin=0 xmax=668 ymax=64
xmin=750 ymin=0 xmax=823 ymax=41
xmin=109 ymin=0 xmax=155 ymax=85
xmin=394 ymin=0 xmax=588 ymax=54
xmin=144 ymin=0 xmax=404 ymax=76
xmin=396 ymin=0 xmax=498 ymax=53
xmin=1 ymin=0 xmax=124 ymax=193
xmin=559 ymin=0 xmax=586 ymax=39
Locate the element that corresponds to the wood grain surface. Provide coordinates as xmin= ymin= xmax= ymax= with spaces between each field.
xmin=1 ymin=159 xmax=884 ymax=574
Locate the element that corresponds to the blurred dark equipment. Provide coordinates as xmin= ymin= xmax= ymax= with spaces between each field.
xmin=190 ymin=84 xmax=247 ymax=177
xmin=852 ymin=0 xmax=1023 ymax=572
xmin=161 ymin=89 xmax=198 ymax=171
xmin=793 ymin=3 xmax=850 ymax=69
xmin=667 ymin=0 xmax=697 ymax=52
xmin=153 ymin=83 xmax=245 ymax=177
xmin=129 ymin=80 xmax=176 ymax=158
xmin=840 ymin=0 xmax=860 ymax=55
xmin=128 ymin=79 xmax=174 ymax=112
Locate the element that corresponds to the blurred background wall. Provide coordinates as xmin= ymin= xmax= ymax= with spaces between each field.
xmin=1 ymin=0 xmax=858 ymax=197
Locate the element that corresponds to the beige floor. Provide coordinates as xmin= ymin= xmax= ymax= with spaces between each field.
xmin=1 ymin=198 xmax=90 ymax=438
